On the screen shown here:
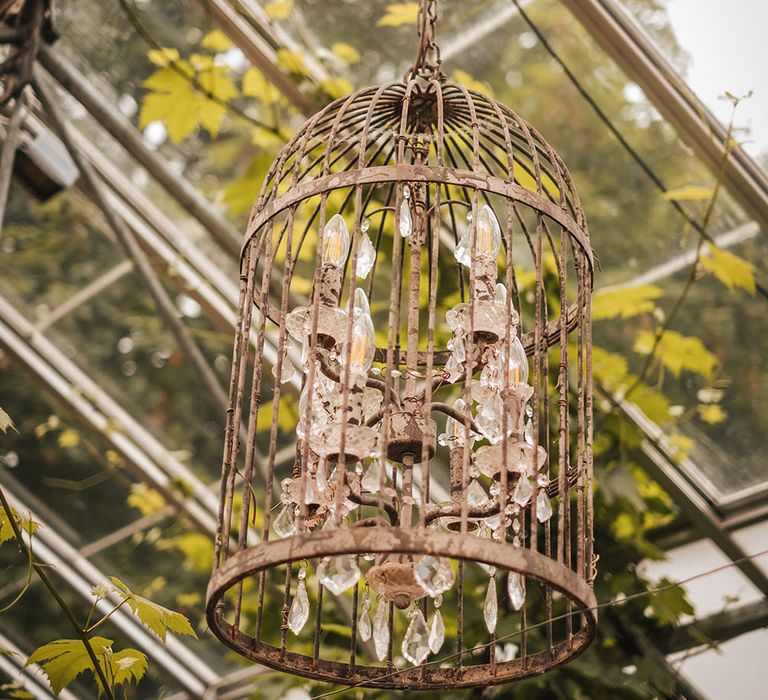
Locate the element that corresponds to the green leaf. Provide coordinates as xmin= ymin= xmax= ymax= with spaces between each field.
xmin=331 ymin=42 xmax=360 ymax=64
xmin=1 ymin=507 xmax=39 ymax=545
xmin=147 ymin=47 xmax=179 ymax=67
xmin=157 ymin=532 xmax=214 ymax=573
xmin=265 ymin=0 xmax=293 ymax=19
xmin=26 ymin=638 xmax=112 ymax=695
xmin=662 ymin=185 xmax=714 ymax=202
xmin=110 ymin=577 xmax=197 ymax=642
xmin=377 ymin=3 xmax=419 ymax=26
xmin=649 ymin=580 xmax=694 ymax=626
xmin=200 ymin=29 xmax=234 ymax=52
xmin=634 ymin=329 xmax=718 ymax=379
xmin=0 ymin=407 xmax=16 ymax=433
xmin=242 ymin=67 xmax=285 ymax=106
xmin=127 ymin=483 xmax=166 ymax=516
xmin=700 ymin=243 xmax=756 ymax=294
xmin=222 ymin=155 xmax=272 ymax=215
xmin=26 ymin=638 xmax=147 ymax=696
xmin=592 ymin=285 xmax=663 ymax=320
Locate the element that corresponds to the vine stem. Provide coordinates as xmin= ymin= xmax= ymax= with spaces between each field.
xmin=0 ymin=485 xmax=117 ymax=700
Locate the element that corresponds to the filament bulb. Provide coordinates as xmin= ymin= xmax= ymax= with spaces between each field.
xmin=321 ymin=214 xmax=350 ymax=268
xmin=506 ymin=335 xmax=529 ymax=387
xmin=347 ymin=313 xmax=376 ymax=374
xmin=476 ymin=205 xmax=502 ymax=259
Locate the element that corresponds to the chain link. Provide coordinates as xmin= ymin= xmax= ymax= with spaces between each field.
xmin=405 ymin=0 xmax=445 ymax=82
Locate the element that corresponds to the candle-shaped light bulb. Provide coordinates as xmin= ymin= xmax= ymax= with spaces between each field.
xmin=506 ymin=335 xmax=529 ymax=387
xmin=475 ymin=205 xmax=502 ymax=259
xmin=348 ymin=313 xmax=375 ymax=374
xmin=321 ymin=214 xmax=350 ymax=268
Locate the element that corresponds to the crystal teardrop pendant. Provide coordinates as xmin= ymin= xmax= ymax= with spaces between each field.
xmin=484 ymin=575 xmax=498 ymax=634
xmin=317 ymin=555 xmax=360 ymax=595
xmin=454 ymin=227 xmax=472 ymax=267
xmin=508 ymin=572 xmax=525 ymax=611
xmin=402 ymin=608 xmax=430 ymax=665
xmin=399 ymin=200 xmax=412 ymax=238
xmin=373 ymin=598 xmax=389 ymax=662
xmin=361 ymin=459 xmax=381 ymax=492
xmin=467 ymin=479 xmax=490 ymax=508
xmin=536 ymin=487 xmax=553 ymax=522
xmin=287 ymin=572 xmax=309 ymax=635
xmin=513 ymin=476 xmax=533 ymax=506
xmin=428 ymin=607 xmax=445 ymax=653
xmin=414 ymin=555 xmax=455 ymax=597
xmin=359 ymin=605 xmax=372 ymax=642
xmin=356 ymin=232 xmax=376 ymax=279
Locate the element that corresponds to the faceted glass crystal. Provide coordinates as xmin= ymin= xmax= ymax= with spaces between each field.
xmin=321 ymin=214 xmax=350 ymax=267
xmin=414 ymin=555 xmax=455 ymax=597
xmin=483 ymin=576 xmax=498 ymax=633
xmin=453 ymin=227 xmax=472 ymax=267
xmin=402 ymin=609 xmax=430 ymax=665
xmin=513 ymin=476 xmax=533 ymax=506
xmin=399 ymin=200 xmax=412 ymax=238
xmin=272 ymin=504 xmax=296 ymax=538
xmin=467 ymin=479 xmax=489 ymax=508
xmin=428 ymin=608 xmax=445 ymax=653
xmin=508 ymin=572 xmax=525 ymax=610
xmin=317 ymin=554 xmax=360 ymax=595
xmin=358 ymin=607 xmax=372 ymax=642
xmin=373 ymin=599 xmax=390 ymax=662
xmin=356 ymin=233 xmax=376 ymax=279
xmin=287 ymin=575 xmax=309 ymax=635
xmin=536 ymin=488 xmax=553 ymax=522
xmin=361 ymin=459 xmax=381 ymax=492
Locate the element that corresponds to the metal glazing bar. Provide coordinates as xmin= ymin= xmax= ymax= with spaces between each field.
xmin=0 ymin=631 xmax=75 ymax=700
xmin=559 ymin=0 xmax=768 ymax=233
xmin=36 ymin=45 xmax=242 ymax=257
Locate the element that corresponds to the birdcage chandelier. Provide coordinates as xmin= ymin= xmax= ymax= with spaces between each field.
xmin=207 ymin=0 xmax=597 ymax=688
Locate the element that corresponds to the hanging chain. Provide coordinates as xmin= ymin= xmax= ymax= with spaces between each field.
xmin=405 ymin=0 xmax=444 ymax=82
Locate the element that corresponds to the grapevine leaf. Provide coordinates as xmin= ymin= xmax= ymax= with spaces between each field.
xmin=698 ymin=404 xmax=726 ymax=425
xmin=110 ymin=577 xmax=197 ymax=642
xmin=634 ymin=329 xmax=718 ymax=379
xmin=451 ymin=69 xmax=493 ymax=96
xmin=109 ymin=649 xmax=148 ymax=690
xmin=700 ymin=244 xmax=756 ymax=294
xmin=649 ymin=580 xmax=694 ymax=626
xmin=276 ymin=49 xmax=308 ymax=76
xmin=377 ymin=3 xmax=419 ymax=27
xmin=592 ymin=284 xmax=663 ymax=320
xmin=157 ymin=532 xmax=214 ymax=573
xmin=26 ymin=638 xmax=112 ymax=695
xmin=1 ymin=507 xmax=39 ymax=545
xmin=242 ymin=67 xmax=285 ymax=106
xmin=318 ymin=77 xmax=354 ymax=100
xmin=662 ymin=185 xmax=714 ymax=202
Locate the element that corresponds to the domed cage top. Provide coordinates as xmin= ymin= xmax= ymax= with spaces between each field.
xmin=206 ymin=46 xmax=597 ymax=689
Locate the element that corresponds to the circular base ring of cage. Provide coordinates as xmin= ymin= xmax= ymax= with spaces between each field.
xmin=206 ymin=527 xmax=597 ymax=689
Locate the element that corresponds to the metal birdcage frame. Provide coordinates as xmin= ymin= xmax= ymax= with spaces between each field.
xmin=207 ymin=0 xmax=596 ymax=688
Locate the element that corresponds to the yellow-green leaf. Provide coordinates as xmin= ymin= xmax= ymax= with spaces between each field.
xmin=331 ymin=42 xmax=360 ymax=64
xmin=242 ymin=66 xmax=285 ymax=106
xmin=662 ymin=185 xmax=714 ymax=202
xmin=265 ymin=0 xmax=293 ymax=19
xmin=452 ymin=69 xmax=493 ymax=97
xmin=634 ymin=329 xmax=718 ymax=379
xmin=1 ymin=507 xmax=39 ymax=545
xmin=698 ymin=404 xmax=726 ymax=425
xmin=201 ymin=29 xmax=234 ymax=52
xmin=27 ymin=638 xmax=112 ymax=695
xmin=127 ymin=483 xmax=166 ymax=516
xmin=223 ymin=154 xmax=274 ymax=216
xmin=276 ymin=48 xmax=307 ymax=76
xmin=377 ymin=2 xmax=419 ymax=26
xmin=110 ymin=577 xmax=197 ymax=642
xmin=147 ymin=47 xmax=179 ymax=67
xmin=319 ymin=77 xmax=354 ymax=100
xmin=592 ymin=284 xmax=663 ymax=320
xmin=157 ymin=533 xmax=214 ymax=573
xmin=700 ymin=243 xmax=756 ymax=294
